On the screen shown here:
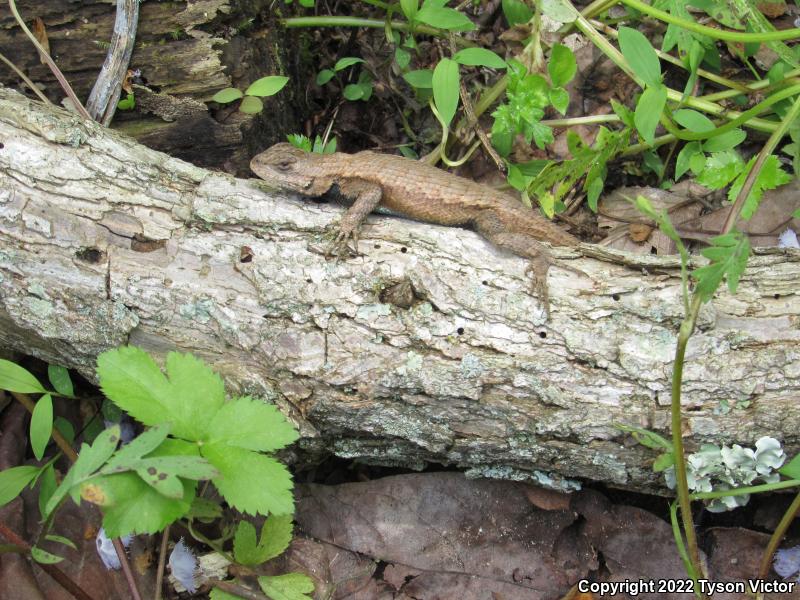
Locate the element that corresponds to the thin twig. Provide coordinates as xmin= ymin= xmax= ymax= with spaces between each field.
xmin=0 ymin=50 xmax=52 ymax=105
xmin=113 ymin=537 xmax=143 ymax=600
xmin=153 ymin=525 xmax=170 ymax=600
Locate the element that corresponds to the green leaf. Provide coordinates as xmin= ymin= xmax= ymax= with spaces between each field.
xmin=616 ymin=424 xmax=673 ymax=450
xmin=619 ymin=27 xmax=662 ymax=87
xmin=44 ymin=534 xmax=77 ymax=550
xmin=634 ymin=85 xmax=667 ymax=145
xmin=245 ymin=76 xmax=289 ymax=97
xmin=394 ymin=47 xmax=411 ymax=69
xmin=315 ymin=69 xmax=334 ymax=85
xmin=37 ymin=464 xmax=57 ymax=517
xmin=103 ymin=424 xmax=172 ymax=473
xmin=541 ymin=0 xmax=577 ymax=22
xmin=205 ymin=397 xmax=298 ymax=453
xmin=548 ymin=87 xmax=569 ymax=115
xmin=287 ymin=134 xmax=312 ymax=152
xmin=416 ymin=5 xmax=475 ymax=30
xmin=30 ymin=394 xmax=53 ymax=461
xmin=400 ymin=0 xmax=419 ymax=20
xmin=258 ymin=573 xmax=315 ymax=600
xmin=203 ymin=444 xmax=294 ymax=516
xmin=432 ymin=58 xmax=460 ymax=127
xmin=548 ymin=44 xmax=577 ymax=87
xmin=210 ymin=590 xmax=244 ymax=600
xmin=0 ymin=465 xmax=40 ymax=507
xmin=0 ymin=360 xmax=46 ymax=393
xmin=452 ymin=48 xmax=506 ymax=69
xmin=675 ymin=141 xmax=702 ymax=179
xmin=334 ymin=57 xmax=364 ymax=71
xmin=502 ymin=0 xmax=533 ymax=25
xmin=234 ymin=514 xmax=294 ymax=566
xmin=780 ymin=453 xmax=800 ymax=479
xmin=673 ymin=109 xmax=715 ymax=133
xmin=47 ymin=365 xmax=73 ymax=397
xmin=728 ymin=155 xmax=792 ymax=220
xmin=611 ymin=99 xmax=635 ymax=128
xmin=211 ymin=88 xmax=244 ymax=104
xmin=695 ymin=150 xmax=743 ymax=189
xmin=165 ymin=351 xmax=226 ymax=441
xmin=31 ymin=547 xmax=64 ymax=564
xmin=187 ymin=496 xmax=223 ymax=521
xmin=343 ymin=84 xmax=365 ymax=101
xmin=117 ymin=93 xmax=135 ymax=110
xmin=692 ymin=231 xmax=751 ymax=301
xmin=403 ymin=69 xmax=434 ymax=88
xmin=701 ymin=128 xmax=746 ymax=153
xmin=653 ymin=452 xmax=675 ymax=472
xmin=53 ymin=417 xmax=75 ymax=445
xmin=240 ymin=96 xmax=264 ymax=114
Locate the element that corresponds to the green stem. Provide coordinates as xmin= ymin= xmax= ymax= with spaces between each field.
xmin=618 ymin=0 xmax=800 ymax=42
xmin=670 ymin=502 xmax=700 ymax=586
xmin=691 ymin=479 xmax=800 ymax=500
xmin=542 ymin=114 xmax=620 ymax=127
xmin=283 ymin=16 xmax=449 ymax=39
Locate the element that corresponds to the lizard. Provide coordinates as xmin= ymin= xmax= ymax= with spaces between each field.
xmin=250 ymin=143 xmax=585 ymax=316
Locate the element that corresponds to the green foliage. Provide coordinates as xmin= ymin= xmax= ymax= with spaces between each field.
xmin=117 ymin=93 xmax=135 ymax=111
xmin=284 ymin=0 xmax=315 ymax=6
xmin=415 ymin=1 xmax=475 ymax=31
xmin=728 ymin=155 xmax=793 ymax=219
xmin=692 ymin=231 xmax=751 ymax=302
xmin=432 ymin=57 xmax=460 ymax=126
xmin=47 ymin=365 xmax=73 ymax=397
xmin=0 ymin=465 xmax=41 ymax=507
xmin=287 ymin=133 xmax=337 ymax=154
xmin=258 ymin=573 xmax=315 ymax=600
xmin=317 ymin=58 xmax=373 ymax=102
xmin=233 ymin=514 xmax=294 ymax=565
xmin=501 ymin=0 xmax=533 ymax=25
xmin=30 ymin=394 xmax=53 ymax=461
xmin=211 ymin=75 xmax=288 ymax=114
xmin=0 ymin=359 xmax=46 ymax=393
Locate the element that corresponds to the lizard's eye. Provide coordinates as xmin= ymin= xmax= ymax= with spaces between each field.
xmin=276 ymin=160 xmax=294 ymax=172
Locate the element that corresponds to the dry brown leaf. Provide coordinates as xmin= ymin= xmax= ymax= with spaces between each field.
xmin=32 ymin=17 xmax=50 ymax=65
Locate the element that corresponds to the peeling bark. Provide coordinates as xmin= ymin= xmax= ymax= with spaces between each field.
xmin=1 ymin=89 xmax=799 ymax=494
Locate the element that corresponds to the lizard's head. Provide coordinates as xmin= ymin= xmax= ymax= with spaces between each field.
xmin=250 ymin=143 xmax=319 ymax=193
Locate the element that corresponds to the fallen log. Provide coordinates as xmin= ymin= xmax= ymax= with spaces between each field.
xmin=1 ymin=87 xmax=798 ymax=494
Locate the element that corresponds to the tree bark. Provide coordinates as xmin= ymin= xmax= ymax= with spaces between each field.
xmin=0 ymin=0 xmax=299 ymax=173
xmin=1 ymin=88 xmax=799 ymax=494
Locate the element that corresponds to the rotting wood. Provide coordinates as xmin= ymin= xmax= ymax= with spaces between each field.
xmin=1 ymin=88 xmax=799 ymax=494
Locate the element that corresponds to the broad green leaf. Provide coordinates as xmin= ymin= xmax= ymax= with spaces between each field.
xmin=453 ymin=48 xmax=506 ymax=69
xmin=416 ymin=5 xmax=475 ymax=30
xmin=401 ymin=0 xmax=419 ymax=20
xmin=31 ymin=547 xmax=64 ymax=564
xmin=117 ymin=93 xmax=135 ymax=110
xmin=548 ymin=44 xmax=577 ymax=87
xmin=233 ymin=514 xmax=294 ymax=566
xmin=692 ymin=231 xmax=751 ymax=301
xmin=403 ymin=69 xmax=433 ymax=88
xmin=47 ymin=365 xmax=73 ymax=397
xmin=258 ymin=573 xmax=315 ymax=600
xmin=653 ymin=452 xmax=675 ymax=472
xmin=53 ymin=417 xmax=75 ymax=445
xmin=502 ymin=0 xmax=533 ymax=25
xmin=134 ymin=456 xmax=218 ymax=482
xmin=334 ymin=57 xmax=364 ymax=71
xmin=233 ymin=521 xmax=260 ymax=565
xmin=0 ymin=360 xmax=46 ymax=393
xmin=0 ymin=465 xmax=40 ymax=507
xmin=729 ymin=155 xmax=792 ymax=220
xmin=202 ymin=444 xmax=294 ymax=516
xmin=780 ymin=453 xmax=800 ymax=479
xmin=675 ymin=141 xmax=702 ymax=179
xmin=245 ymin=76 xmax=289 ymax=97
xmin=30 ymin=394 xmax=53 ymax=461
xmin=432 ymin=58 xmax=460 ymax=127
xmin=548 ymin=87 xmax=569 ymax=115
xmin=165 ymin=351 xmax=226 ymax=441
xmin=616 ymin=423 xmax=673 ymax=450
xmin=695 ymin=150 xmax=743 ymax=189
xmin=701 ymin=128 xmax=746 ymax=153
xmin=239 ymin=96 xmax=264 ymax=114
xmin=204 ymin=396 xmax=298 ymax=453
xmin=343 ymin=84 xmax=365 ymax=101
xmin=634 ymin=85 xmax=667 ymax=145
xmin=673 ymin=109 xmax=715 ymax=133
xmin=541 ymin=0 xmax=577 ymax=22
xmin=134 ymin=465 xmax=185 ymax=499
xmin=619 ymin=27 xmax=662 ymax=88
xmin=187 ymin=496 xmax=223 ymax=521
xmin=315 ymin=69 xmax=334 ymax=85
xmin=211 ymin=88 xmax=243 ymax=104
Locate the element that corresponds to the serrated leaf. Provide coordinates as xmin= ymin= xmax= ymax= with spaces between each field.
xmin=134 ymin=456 xmax=218 ymax=482
xmin=416 ymin=5 xmax=475 ymax=30
xmin=673 ymin=109 xmax=715 ymax=133
xmin=31 ymin=546 xmax=64 ymax=564
xmin=47 ymin=365 xmax=73 ymax=397
xmin=403 ymin=69 xmax=433 ymax=88
xmin=453 ymin=48 xmax=506 ymax=69
xmin=432 ymin=58 xmax=460 ymax=127
xmin=187 ymin=496 xmax=223 ymax=520
xmin=728 ymin=154 xmax=793 ymax=220
xmin=548 ymin=44 xmax=576 ymax=87
xmin=634 ymin=85 xmax=667 ymax=145
xmin=234 ymin=514 xmax=294 ymax=566
xmin=315 ymin=69 xmax=334 ymax=85
xmin=203 ymin=444 xmax=294 ymax=516
xmin=0 ymin=465 xmax=40 ymax=507
xmin=258 ymin=573 xmax=315 ymax=600
xmin=165 ymin=351 xmax=226 ymax=441
xmin=205 ymin=397 xmax=298 ymax=453
xmin=30 ymin=394 xmax=53 ymax=461
xmin=0 ymin=360 xmax=46 ymax=393
xmin=692 ymin=231 xmax=751 ymax=301
xmin=211 ymin=88 xmax=243 ymax=104
xmin=334 ymin=57 xmax=364 ymax=71
xmin=619 ymin=27 xmax=662 ymax=88
xmin=695 ymin=150 xmax=743 ymax=189
xmin=240 ymin=96 xmax=264 ymax=114
xmin=103 ymin=424 xmax=172 ymax=473
xmin=245 ymin=76 xmax=289 ymax=97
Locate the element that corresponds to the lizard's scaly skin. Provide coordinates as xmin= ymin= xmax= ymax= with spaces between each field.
xmin=250 ymin=143 xmax=583 ymax=314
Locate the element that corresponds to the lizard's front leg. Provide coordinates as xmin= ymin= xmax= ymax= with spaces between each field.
xmin=329 ymin=178 xmax=383 ymax=258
